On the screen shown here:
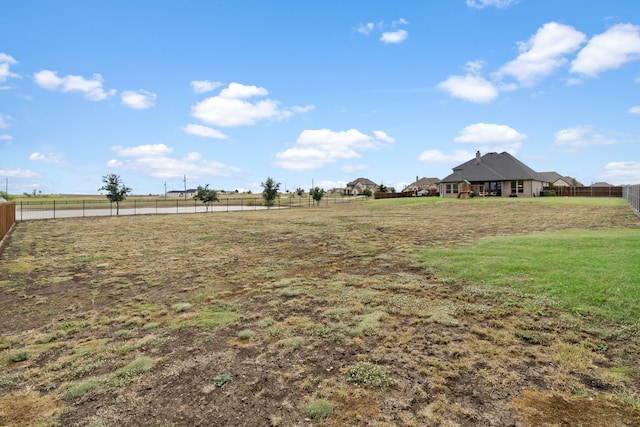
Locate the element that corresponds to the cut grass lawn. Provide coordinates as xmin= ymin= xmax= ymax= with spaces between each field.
xmin=418 ymin=227 xmax=640 ymax=324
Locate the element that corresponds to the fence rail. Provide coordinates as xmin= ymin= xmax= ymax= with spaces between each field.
xmin=15 ymin=196 xmax=365 ymax=221
xmin=543 ymin=186 xmax=622 ymax=197
xmin=623 ymin=185 xmax=640 ymax=216
xmin=0 ymin=202 xmax=16 ymax=242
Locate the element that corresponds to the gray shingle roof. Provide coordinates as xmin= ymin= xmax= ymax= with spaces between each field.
xmin=440 ymin=152 xmax=547 ymax=183
xmin=346 ymin=177 xmax=377 ymax=187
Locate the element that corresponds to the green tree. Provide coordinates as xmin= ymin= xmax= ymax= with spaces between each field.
xmin=361 ymin=188 xmax=373 ymax=197
xmin=377 ymin=183 xmax=388 ymax=193
xmin=98 ymin=173 xmax=132 ymax=216
xmin=311 ymin=187 xmax=325 ymax=206
xmin=0 ymin=191 xmax=12 ymax=201
xmin=193 ymin=184 xmax=219 ymax=212
xmin=261 ymin=177 xmax=281 ymax=208
xmin=296 ymin=187 xmax=304 ymax=196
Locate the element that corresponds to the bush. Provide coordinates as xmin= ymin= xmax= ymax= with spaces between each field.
xmin=215 ymin=373 xmax=231 ymax=387
xmin=6 ymin=350 xmax=30 ymax=364
xmin=237 ymin=329 xmax=256 ymax=339
xmin=346 ymin=362 xmax=394 ymax=389
xmin=306 ymin=399 xmax=333 ymax=419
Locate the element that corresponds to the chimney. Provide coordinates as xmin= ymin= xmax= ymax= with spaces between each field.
xmin=416 ymin=175 xmax=419 ymax=183
xmin=475 ymin=151 xmax=481 ymax=165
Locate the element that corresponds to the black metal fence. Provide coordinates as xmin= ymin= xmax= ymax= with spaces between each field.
xmin=15 ymin=195 xmax=365 ymax=221
xmin=623 ymin=185 xmax=640 ymax=216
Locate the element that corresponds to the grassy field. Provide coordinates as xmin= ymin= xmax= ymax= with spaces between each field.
xmin=1 ymin=196 xmax=639 ymax=426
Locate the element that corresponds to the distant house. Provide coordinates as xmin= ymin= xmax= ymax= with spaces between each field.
xmin=590 ymin=181 xmax=614 ymax=187
xmin=345 ymin=178 xmax=378 ymax=196
xmin=167 ymin=189 xmax=197 ymax=198
xmin=402 ymin=176 xmax=440 ymax=196
xmin=439 ymin=151 xmax=547 ymax=198
xmin=539 ymin=172 xmax=583 ymax=187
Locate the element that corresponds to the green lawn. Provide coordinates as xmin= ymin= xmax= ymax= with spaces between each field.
xmin=419 ymin=227 xmax=640 ymax=324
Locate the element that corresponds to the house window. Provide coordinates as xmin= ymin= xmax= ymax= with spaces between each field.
xmin=484 ymin=181 xmax=502 ymax=196
xmin=445 ymin=184 xmax=459 ymax=194
xmin=510 ymin=180 xmax=524 ymax=194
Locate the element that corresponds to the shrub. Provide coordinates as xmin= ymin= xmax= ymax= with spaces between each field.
xmin=6 ymin=350 xmax=30 ymax=364
xmin=114 ymin=357 xmax=153 ymax=380
xmin=237 ymin=329 xmax=256 ymax=339
xmin=306 ymin=399 xmax=333 ymax=419
xmin=258 ymin=317 xmax=274 ymax=327
xmin=215 ymin=373 xmax=231 ymax=387
xmin=64 ymin=378 xmax=102 ymax=400
xmin=277 ymin=337 xmax=304 ymax=350
xmin=172 ymin=303 xmax=192 ymax=313
xmin=346 ymin=362 xmax=394 ymax=389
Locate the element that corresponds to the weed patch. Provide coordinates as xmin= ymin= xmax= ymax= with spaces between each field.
xmin=346 ymin=362 xmax=394 ymax=389
xmin=306 ymin=399 xmax=333 ymax=419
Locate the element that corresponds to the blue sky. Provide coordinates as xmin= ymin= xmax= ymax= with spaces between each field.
xmin=2 ymin=0 xmax=640 ymax=195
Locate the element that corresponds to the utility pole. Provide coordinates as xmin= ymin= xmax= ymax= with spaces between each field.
xmin=164 ymin=181 xmax=167 ymax=199
xmin=184 ymin=174 xmax=187 ymax=201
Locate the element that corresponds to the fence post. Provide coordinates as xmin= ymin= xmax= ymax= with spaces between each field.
xmin=53 ymin=200 xmax=56 ymax=220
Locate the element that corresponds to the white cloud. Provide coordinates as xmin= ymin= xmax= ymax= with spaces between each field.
xmin=380 ymin=29 xmax=408 ymax=44
xmin=220 ymin=82 xmax=268 ymax=99
xmin=571 ymin=24 xmax=640 ymax=77
xmin=108 ymin=143 xmax=240 ymax=179
xmin=418 ymin=149 xmax=476 ymax=163
xmin=437 ymin=74 xmax=498 ymax=103
xmin=597 ymin=161 xmax=640 ymax=184
xmin=454 ymin=123 xmax=526 ymax=144
xmin=373 ymin=130 xmax=395 ymax=143
xmin=358 ymin=22 xmax=375 ymax=35
xmin=290 ymin=104 xmax=315 ymax=114
xmin=274 ymin=128 xmax=394 ymax=171
xmin=0 ymin=53 xmax=20 ymax=83
xmin=182 ymin=123 xmax=228 ymax=139
xmin=191 ymin=82 xmax=310 ymax=127
xmin=629 ymin=106 xmax=640 ymax=115
xmin=553 ymin=126 xmax=618 ymax=153
xmin=358 ymin=19 xmax=408 ymax=44
xmin=112 ymin=144 xmax=173 ymax=157
xmin=121 ymin=90 xmax=156 ymax=109
xmin=0 ymin=114 xmax=12 ymax=129
xmin=496 ymin=22 xmax=586 ymax=86
xmin=190 ymin=80 xmax=223 ymax=94
xmin=33 ymin=70 xmax=116 ymax=101
xmin=466 ymin=0 xmax=518 ymax=9
xmin=0 ymin=135 xmax=13 ymax=143
xmin=0 ymin=168 xmax=39 ymax=178
xmin=29 ymin=152 xmax=61 ymax=164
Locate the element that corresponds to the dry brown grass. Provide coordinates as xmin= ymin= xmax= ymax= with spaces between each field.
xmin=1 ymin=197 xmax=639 ymax=426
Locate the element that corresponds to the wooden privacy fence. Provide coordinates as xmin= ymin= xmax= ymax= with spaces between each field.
xmin=543 ymin=186 xmax=622 ymax=197
xmin=0 ymin=202 xmax=16 ymax=242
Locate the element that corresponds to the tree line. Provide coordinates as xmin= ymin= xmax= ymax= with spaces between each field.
xmin=99 ymin=174 xmax=327 ymax=215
